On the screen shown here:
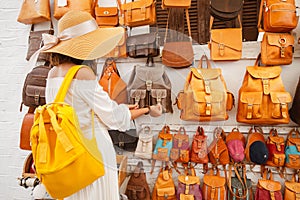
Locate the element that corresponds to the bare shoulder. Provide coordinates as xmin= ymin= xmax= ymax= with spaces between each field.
xmin=75 ymin=67 xmax=96 ymax=80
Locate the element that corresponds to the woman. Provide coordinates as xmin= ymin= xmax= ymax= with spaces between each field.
xmin=38 ymin=10 xmax=162 ymax=200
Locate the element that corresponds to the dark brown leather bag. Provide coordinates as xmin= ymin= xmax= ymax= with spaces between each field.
xmin=127 ymin=32 xmax=160 ymax=58
xmin=289 ymin=76 xmax=300 ymax=125
xmin=125 ymin=161 xmax=151 ymax=200
xmin=209 ymin=0 xmax=243 ymax=20
xmin=19 ymin=108 xmax=35 ymax=150
xmin=108 ymin=130 xmax=138 ymax=152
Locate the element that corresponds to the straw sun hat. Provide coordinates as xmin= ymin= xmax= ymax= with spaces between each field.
xmin=41 ymin=10 xmax=124 ymax=60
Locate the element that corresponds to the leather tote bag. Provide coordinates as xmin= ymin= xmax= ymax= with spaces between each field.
xmin=17 ymin=0 xmax=51 ymax=24
xmin=162 ymin=9 xmax=194 ymax=68
xmin=289 ymin=76 xmax=300 ymax=125
xmin=261 ymin=32 xmax=294 ymax=66
xmin=209 ymin=16 xmax=242 ymax=61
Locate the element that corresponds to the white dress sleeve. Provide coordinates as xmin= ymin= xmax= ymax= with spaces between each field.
xmin=73 ymin=79 xmax=131 ymax=132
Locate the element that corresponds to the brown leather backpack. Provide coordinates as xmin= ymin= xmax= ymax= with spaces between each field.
xmin=152 ymin=166 xmax=176 ymax=200
xmin=236 ymin=54 xmax=292 ymax=124
xmin=125 ymin=161 xmax=151 ymax=200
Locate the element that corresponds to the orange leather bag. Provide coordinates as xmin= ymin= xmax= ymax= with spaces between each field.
xmin=266 ymin=128 xmax=285 ymax=167
xmin=176 ymin=55 xmax=234 ymax=121
xmin=170 ymin=127 xmax=190 ymax=163
xmin=236 ymin=54 xmax=292 ymax=125
xmin=161 ymin=0 xmax=191 ymax=9
xmin=261 ymin=32 xmax=294 ymax=66
xmin=284 ymin=172 xmax=300 ymax=200
xmin=190 ymin=126 xmax=209 ymax=164
xmin=258 ymin=0 xmax=298 ymax=32
xmin=95 ymin=6 xmax=119 ymax=27
xmin=121 ymin=0 xmax=156 ymax=27
xmin=19 ymin=109 xmax=35 ymax=150
xmin=152 ymin=167 xmax=176 ymax=200
xmin=98 ymin=58 xmax=127 ymax=104
xmin=17 ymin=0 xmax=51 ymax=24
xmin=202 ymin=168 xmax=227 ymax=200
xmin=209 ymin=16 xmax=242 ymax=61
xmin=53 ymin=0 xmax=95 ymax=20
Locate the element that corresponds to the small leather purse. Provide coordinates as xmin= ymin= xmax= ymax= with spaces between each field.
xmin=17 ymin=0 xmax=51 ymax=24
xmin=95 ymin=6 xmax=119 ymax=27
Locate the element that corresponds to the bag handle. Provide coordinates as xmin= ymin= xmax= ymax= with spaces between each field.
xmin=177 ymin=126 xmax=187 ymax=135
xmin=227 ymin=163 xmax=248 ymax=199
xmin=269 ymin=128 xmax=279 ymax=137
xmin=257 ymin=0 xmax=264 ymax=31
xmin=196 ymin=126 xmax=205 ymax=136
xmin=288 ymin=128 xmax=300 ymax=139
xmin=197 ymin=54 xmax=212 ymax=69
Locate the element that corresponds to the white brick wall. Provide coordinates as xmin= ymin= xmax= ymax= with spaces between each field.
xmin=2 ymin=0 xmax=300 ymax=199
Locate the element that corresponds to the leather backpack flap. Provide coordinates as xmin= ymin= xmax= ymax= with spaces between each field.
xmin=210 ymin=28 xmax=242 ymax=61
xmin=284 ymin=181 xmax=300 ymax=199
xmin=261 ymin=32 xmax=294 ymax=65
xmin=226 ymin=128 xmax=246 ymax=145
xmin=258 ymin=179 xmax=282 ymax=193
xmin=95 ymin=7 xmax=119 ymax=27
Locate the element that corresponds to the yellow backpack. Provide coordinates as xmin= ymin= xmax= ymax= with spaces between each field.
xmin=30 ymin=65 xmax=105 ymax=199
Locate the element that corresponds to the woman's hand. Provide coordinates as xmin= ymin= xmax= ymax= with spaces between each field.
xmin=127 ymin=104 xmax=139 ymax=110
xmin=149 ymin=104 xmax=162 ymax=117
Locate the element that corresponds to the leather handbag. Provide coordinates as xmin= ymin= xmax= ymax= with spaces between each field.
xmin=284 ymin=172 xmax=300 ymax=200
xmin=202 ymin=168 xmax=227 ymax=200
xmin=125 ymin=161 xmax=151 ymax=200
xmin=177 ymin=165 xmax=202 ymax=200
xmin=190 ymin=126 xmax=209 ymax=164
xmin=17 ymin=0 xmax=51 ymax=24
xmin=121 ymin=0 xmax=156 ymax=27
xmin=226 ymin=128 xmax=246 ymax=163
xmin=258 ymin=0 xmax=298 ymax=32
xmin=266 ymin=128 xmax=285 ymax=167
xmin=227 ymin=163 xmax=253 ymax=200
xmin=208 ymin=16 xmax=242 ymax=61
xmin=176 ymin=55 xmax=234 ymax=121
xmin=26 ymin=24 xmax=54 ymax=62
xmin=127 ymin=32 xmax=160 ymax=58
xmin=161 ymin=0 xmax=191 ymax=9
xmin=261 ymin=32 xmax=294 ymax=66
xmin=236 ymin=54 xmax=292 ymax=125
xmin=104 ymin=27 xmax=127 ymax=58
xmin=53 ymin=0 xmax=95 ymax=20
xmin=98 ymin=58 xmax=127 ymax=104
xmin=255 ymin=169 xmax=283 ymax=200
xmin=134 ymin=126 xmax=153 ymax=159
xmin=95 ymin=6 xmax=119 ymax=27
xmin=152 ymin=166 xmax=176 ymax=200
xmin=170 ymin=127 xmax=190 ymax=163
xmin=152 ymin=125 xmax=173 ymax=162
xmin=289 ymin=76 xmax=300 ymax=125
xmin=208 ymin=127 xmax=230 ymax=165
xmin=108 ymin=130 xmax=138 ymax=152
xmin=285 ymin=128 xmax=300 ymax=169
xmin=19 ymin=108 xmax=35 ymax=150
xmin=209 ymin=0 xmax=243 ymax=20
xmin=162 ymin=9 xmax=194 ymax=68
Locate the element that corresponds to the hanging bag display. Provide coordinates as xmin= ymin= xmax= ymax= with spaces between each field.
xmin=289 ymin=76 xmax=300 ymax=125
xmin=208 ymin=15 xmax=242 ymax=61
xmin=285 ymin=128 xmax=300 ymax=169
xmin=135 ymin=126 xmax=153 ymax=159
xmin=236 ymin=54 xmax=292 ymax=124
xmin=266 ymin=128 xmax=285 ymax=167
xmin=261 ymin=32 xmax=294 ymax=66
xmin=170 ymin=127 xmax=190 ymax=163
xmin=30 ymin=66 xmax=105 ymax=199
xmin=202 ymin=167 xmax=227 ymax=200
xmin=17 ymin=0 xmax=51 ymax=24
xmin=258 ymin=0 xmax=298 ymax=32
xmin=162 ymin=9 xmax=194 ymax=68
xmin=176 ymin=54 xmax=234 ymax=121
xmin=190 ymin=126 xmax=209 ymax=164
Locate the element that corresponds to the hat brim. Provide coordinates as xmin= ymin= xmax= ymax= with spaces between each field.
xmin=43 ymin=27 xmax=124 ymax=60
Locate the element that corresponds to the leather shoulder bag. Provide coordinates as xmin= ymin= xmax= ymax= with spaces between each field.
xmin=94 ymin=0 xmax=119 ymax=27
xmin=17 ymin=0 xmax=51 ymax=24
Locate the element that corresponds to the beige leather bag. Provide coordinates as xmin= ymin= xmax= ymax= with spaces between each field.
xmin=176 ymin=55 xmax=234 ymax=121
xmin=17 ymin=0 xmax=51 ymax=24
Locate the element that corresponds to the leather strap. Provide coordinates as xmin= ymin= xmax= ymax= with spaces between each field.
xmin=257 ymin=0 xmax=264 ymax=30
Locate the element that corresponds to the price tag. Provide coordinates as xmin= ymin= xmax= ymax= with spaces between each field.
xmin=257 ymin=31 xmax=265 ymax=42
xmin=57 ymin=0 xmax=67 ymax=7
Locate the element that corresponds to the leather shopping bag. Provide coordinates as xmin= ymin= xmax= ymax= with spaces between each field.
xmin=284 ymin=172 xmax=300 ymax=200
xmin=209 ymin=16 xmax=242 ymax=61
xmin=17 ymin=0 xmax=51 ymax=24
xmin=19 ymin=108 xmax=35 ymax=150
xmin=121 ymin=0 xmax=156 ymax=27
xmin=209 ymin=0 xmax=243 ymax=20
xmin=26 ymin=23 xmax=54 ymax=62
xmin=53 ymin=0 xmax=95 ymax=20
xmin=161 ymin=0 xmax=191 ymax=9
xmin=261 ymin=32 xmax=294 ymax=65
xmin=162 ymin=9 xmax=194 ymax=68
xmin=289 ymin=76 xmax=300 ymax=125
xmin=285 ymin=129 xmax=300 ymax=169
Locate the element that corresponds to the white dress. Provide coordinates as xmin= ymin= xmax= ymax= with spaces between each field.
xmin=46 ymin=77 xmax=131 ymax=200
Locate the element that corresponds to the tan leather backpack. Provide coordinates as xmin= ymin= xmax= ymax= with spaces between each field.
xmin=152 ymin=167 xmax=176 ymax=200
xmin=284 ymin=172 xmax=300 ymax=200
xmin=236 ymin=54 xmax=292 ymax=124
xmin=202 ymin=167 xmax=227 ymax=200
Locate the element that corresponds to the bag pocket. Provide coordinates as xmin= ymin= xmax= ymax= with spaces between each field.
xmin=179 ymin=149 xmax=190 ymax=163
xmin=270 ymin=92 xmax=292 ymax=119
xmin=180 ymin=193 xmax=194 ymax=200
xmin=170 ymin=148 xmax=179 ymax=161
xmin=239 ymin=91 xmax=262 ymax=119
xmin=193 ymin=91 xmax=226 ymax=116
xmin=273 ymin=153 xmax=285 ymax=166
xmin=153 ymin=148 xmax=170 ymax=161
xmin=130 ymin=89 xmax=147 ymax=108
xmin=157 ymin=187 xmax=176 ymax=199
xmin=151 ymin=89 xmax=167 ymax=111
xmin=176 ymin=91 xmax=185 ymax=110
xmin=287 ymin=154 xmax=300 ymax=168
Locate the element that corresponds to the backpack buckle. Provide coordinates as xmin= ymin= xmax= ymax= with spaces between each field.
xmin=146 ymin=80 xmax=152 ymax=91
xmin=34 ymin=93 xmax=40 ymax=105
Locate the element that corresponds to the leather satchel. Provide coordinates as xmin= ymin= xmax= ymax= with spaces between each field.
xmin=161 ymin=0 xmax=191 ymax=9
xmin=53 ymin=0 xmax=95 ymax=20
xmin=202 ymin=168 xmax=227 ymax=200
xmin=289 ymin=76 xmax=300 ymax=125
xmin=108 ymin=130 xmax=138 ymax=152
xmin=266 ymin=128 xmax=285 ymax=167
xmin=17 ymin=0 xmax=51 ymax=24
xmin=121 ymin=0 xmax=156 ymax=27
xmin=19 ymin=108 xmax=35 ymax=150
xmin=152 ymin=167 xmax=176 ymax=200
xmin=190 ymin=126 xmax=209 ymax=164
xmin=125 ymin=161 xmax=151 ymax=200
xmin=237 ymin=54 xmax=292 ymax=124
xmin=261 ymin=32 xmax=294 ymax=66
xmin=26 ymin=24 xmax=54 ymax=62
xmin=95 ymin=6 xmax=119 ymax=27
xmin=258 ymin=0 xmax=298 ymax=32
xmin=284 ymin=172 xmax=300 ymax=200
xmin=255 ymin=169 xmax=283 ymax=200
xmin=209 ymin=16 xmax=242 ymax=61
xmin=285 ymin=129 xmax=300 ymax=169
xmin=209 ymin=0 xmax=243 ymax=20
xmin=162 ymin=9 xmax=194 ymax=68
xmin=127 ymin=32 xmax=160 ymax=58
xmin=208 ymin=127 xmax=230 ymax=165
xmin=170 ymin=127 xmax=190 ymax=163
